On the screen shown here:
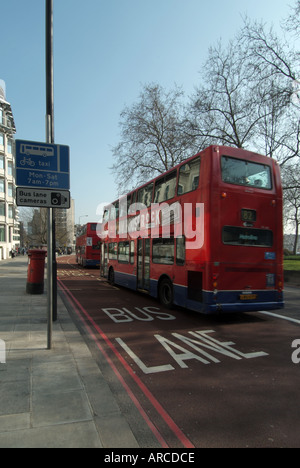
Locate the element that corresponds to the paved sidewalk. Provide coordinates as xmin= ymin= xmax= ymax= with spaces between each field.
xmin=0 ymin=256 xmax=139 ymax=448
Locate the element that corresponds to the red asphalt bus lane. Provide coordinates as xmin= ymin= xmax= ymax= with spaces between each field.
xmin=57 ymin=257 xmax=300 ymax=448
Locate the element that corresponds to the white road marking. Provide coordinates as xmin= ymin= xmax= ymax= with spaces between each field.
xmin=260 ymin=311 xmax=300 ymax=325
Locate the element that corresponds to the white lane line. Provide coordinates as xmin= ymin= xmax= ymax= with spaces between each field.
xmin=260 ymin=311 xmax=300 ymax=325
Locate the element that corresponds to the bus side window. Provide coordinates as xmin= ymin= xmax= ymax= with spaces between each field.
xmin=109 ymin=242 xmax=118 ymax=260
xmin=152 ymin=238 xmax=174 ymax=265
xmin=178 ymin=157 xmax=200 ymax=195
xmin=138 ymin=183 xmax=154 ymax=207
xmin=176 ymin=236 xmax=185 ymax=265
xmin=127 ymin=195 xmax=132 ymax=214
xmin=103 ymin=209 xmax=109 ymax=223
xmin=154 ymin=170 xmax=177 ymax=203
xmin=118 ymin=241 xmax=130 ymax=263
xmin=110 ymin=201 xmax=119 ymax=220
xmin=130 ymin=240 xmax=135 ymax=264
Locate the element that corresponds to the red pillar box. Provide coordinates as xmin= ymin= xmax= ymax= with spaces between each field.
xmin=26 ymin=250 xmax=47 ymax=294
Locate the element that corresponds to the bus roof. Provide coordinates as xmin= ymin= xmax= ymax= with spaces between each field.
xmin=107 ymin=145 xmax=276 ymax=207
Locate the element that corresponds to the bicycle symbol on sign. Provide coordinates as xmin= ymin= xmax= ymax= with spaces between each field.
xmin=20 ymin=156 xmax=36 ymax=167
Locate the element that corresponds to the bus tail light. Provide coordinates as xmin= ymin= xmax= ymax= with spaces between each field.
xmin=213 ymin=274 xmax=218 ymax=289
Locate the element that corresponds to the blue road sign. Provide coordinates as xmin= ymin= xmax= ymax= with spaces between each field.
xmin=16 ymin=139 xmax=70 ymax=190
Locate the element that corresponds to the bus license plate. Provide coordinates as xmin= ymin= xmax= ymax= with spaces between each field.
xmin=240 ymin=294 xmax=257 ymax=300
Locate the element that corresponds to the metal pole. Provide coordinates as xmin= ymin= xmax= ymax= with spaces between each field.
xmin=46 ymin=206 xmax=53 ymax=349
xmin=46 ymin=0 xmax=55 ymax=348
xmin=46 ymin=0 xmax=54 ymax=142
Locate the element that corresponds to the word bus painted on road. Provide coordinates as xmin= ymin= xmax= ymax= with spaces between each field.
xmin=76 ymin=223 xmax=100 ymax=268
xmin=98 ymin=145 xmax=284 ymax=314
xmin=102 ymin=306 xmax=176 ymax=322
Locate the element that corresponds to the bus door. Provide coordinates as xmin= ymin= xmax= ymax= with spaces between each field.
xmin=137 ymin=238 xmax=150 ymax=291
xmin=100 ymin=243 xmax=108 ymax=277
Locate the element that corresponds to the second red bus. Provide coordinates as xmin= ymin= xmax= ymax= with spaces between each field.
xmin=76 ymin=222 xmax=100 ymax=267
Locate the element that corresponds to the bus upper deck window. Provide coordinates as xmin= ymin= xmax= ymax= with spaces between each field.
xmin=178 ymin=157 xmax=200 ymax=195
xmin=221 ymin=156 xmax=272 ymax=190
xmin=154 ymin=170 xmax=177 ymax=203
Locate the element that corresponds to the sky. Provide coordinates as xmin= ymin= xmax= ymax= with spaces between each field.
xmin=0 ymin=0 xmax=296 ymax=224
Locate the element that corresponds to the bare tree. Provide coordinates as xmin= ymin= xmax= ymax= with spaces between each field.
xmin=28 ymin=208 xmax=48 ymax=246
xmin=282 ymin=164 xmax=300 ymax=254
xmin=252 ymin=79 xmax=300 ymax=163
xmin=240 ymin=12 xmax=299 ymax=164
xmin=241 ymin=18 xmax=297 ymax=83
xmin=19 ymin=207 xmax=70 ymax=248
xmin=190 ymin=40 xmax=260 ymax=150
xmin=111 ymin=3 xmax=299 ymax=197
xmin=111 ymin=84 xmax=194 ymax=194
xmin=282 ymin=0 xmax=300 ymax=37
xmin=188 ymin=11 xmax=299 ymax=164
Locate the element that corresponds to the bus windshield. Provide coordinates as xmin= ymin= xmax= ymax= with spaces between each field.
xmin=221 ymin=155 xmax=272 ymax=190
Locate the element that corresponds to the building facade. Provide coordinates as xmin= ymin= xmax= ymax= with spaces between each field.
xmin=27 ymin=200 xmax=75 ymax=253
xmin=55 ymin=199 xmax=76 ymax=252
xmin=0 ymin=80 xmax=19 ymax=260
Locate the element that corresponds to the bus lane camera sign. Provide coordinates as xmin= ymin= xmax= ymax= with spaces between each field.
xmin=16 ymin=188 xmax=70 ymax=209
xmin=15 ymin=139 xmax=70 ymax=190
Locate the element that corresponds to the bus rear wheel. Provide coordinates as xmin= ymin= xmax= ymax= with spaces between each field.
xmin=158 ymin=278 xmax=174 ymax=309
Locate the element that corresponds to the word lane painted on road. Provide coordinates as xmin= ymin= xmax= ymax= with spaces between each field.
xmin=115 ymin=330 xmax=268 ymax=374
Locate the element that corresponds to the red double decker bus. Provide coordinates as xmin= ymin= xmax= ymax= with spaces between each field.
xmin=99 ymin=145 xmax=284 ymax=314
xmin=76 ymin=223 xmax=100 ymax=268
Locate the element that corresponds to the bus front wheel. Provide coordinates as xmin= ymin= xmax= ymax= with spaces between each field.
xmin=158 ymin=278 xmax=174 ymax=309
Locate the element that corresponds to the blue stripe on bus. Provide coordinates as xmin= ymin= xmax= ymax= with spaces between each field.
xmin=112 ymin=271 xmax=284 ymax=314
xmin=172 ymin=285 xmax=284 ymax=314
xmin=85 ymin=259 xmax=100 ymax=266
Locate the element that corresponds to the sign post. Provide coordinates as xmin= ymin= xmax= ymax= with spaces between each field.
xmin=15 ymin=1 xmax=70 ymax=349
xmin=46 ymin=0 xmax=55 ymax=348
xmin=15 ymin=137 xmax=70 ymax=350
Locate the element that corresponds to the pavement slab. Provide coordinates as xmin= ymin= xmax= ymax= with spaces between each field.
xmin=0 ymin=256 xmax=139 ymax=448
